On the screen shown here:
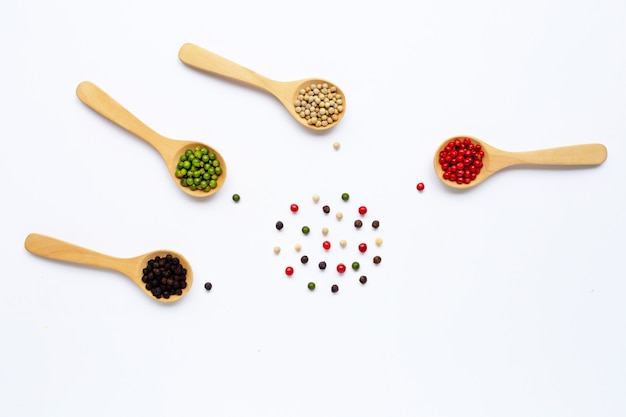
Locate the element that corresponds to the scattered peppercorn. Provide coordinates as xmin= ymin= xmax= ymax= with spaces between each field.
xmin=308 ymin=282 xmax=316 ymax=290
xmin=294 ymin=243 xmax=302 ymax=252
xmin=336 ymin=212 xmax=343 ymax=221
xmin=323 ymin=241 xmax=331 ymax=250
xmin=358 ymin=206 xmax=367 ymax=215
xmin=294 ymin=83 xmax=343 ymax=128
xmin=323 ymin=205 xmax=330 ymax=214
xmin=416 ymin=182 xmax=425 ymax=191
xmin=358 ymin=243 xmax=367 ymax=253
xmin=204 ymin=282 xmax=213 ymax=291
xmin=333 ymin=142 xmax=341 ymax=150
xmin=318 ymin=261 xmax=327 ymax=270
xmin=373 ymin=256 xmax=382 ymax=264
xmin=301 ymin=255 xmax=309 ymax=264
xmin=354 ymin=219 xmax=363 ymax=228
xmin=276 ymin=221 xmax=284 ymax=230
xmin=359 ymin=275 xmax=367 ymax=284
xmin=337 ymin=263 xmax=346 ymax=273
xmin=341 ymin=193 xmax=350 ymax=201
xmin=438 ymin=137 xmax=484 ymax=185
xmin=285 ymin=266 xmax=294 ymax=276
xmin=141 ymin=254 xmax=187 ymax=299
xmin=290 ymin=203 xmax=299 ymax=213
xmin=232 ymin=193 xmax=240 ymax=202
xmin=273 ymin=246 xmax=281 ymax=254
xmin=351 ymin=261 xmax=360 ymax=271
xmin=331 ymin=284 xmax=339 ymax=293
xmin=375 ymin=237 xmax=383 ymax=246
xmin=322 ymin=227 xmax=329 ymax=235
xmin=339 ymin=239 xmax=347 ymax=248
xmin=312 ymin=194 xmax=320 ymax=203
xmin=372 ymin=220 xmax=380 ymax=229
xmin=302 ymin=225 xmax=310 ymax=235
xmin=175 ymin=146 xmax=223 ymax=192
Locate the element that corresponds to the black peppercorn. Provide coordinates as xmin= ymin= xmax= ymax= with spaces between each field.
xmin=318 ymin=261 xmax=327 ymax=270
xmin=331 ymin=284 xmax=339 ymax=293
xmin=372 ymin=220 xmax=380 ymax=229
xmin=373 ymin=255 xmax=382 ymax=264
xmin=142 ymin=254 xmax=188 ymax=299
xmin=276 ymin=221 xmax=284 ymax=230
xmin=354 ymin=219 xmax=363 ymax=228
xmin=322 ymin=205 xmax=330 ymax=214
xmin=301 ymin=255 xmax=309 ymax=264
xmin=204 ymin=282 xmax=213 ymax=291
xmin=359 ymin=275 xmax=367 ymax=284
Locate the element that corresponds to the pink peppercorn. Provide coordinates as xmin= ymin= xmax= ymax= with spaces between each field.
xmin=358 ymin=243 xmax=367 ymax=253
xmin=290 ymin=204 xmax=299 ymax=212
xmin=336 ymin=263 xmax=346 ymax=273
xmin=323 ymin=241 xmax=331 ymax=250
xmin=358 ymin=206 xmax=367 ymax=215
xmin=285 ymin=266 xmax=294 ymax=276
xmin=416 ymin=182 xmax=425 ymax=191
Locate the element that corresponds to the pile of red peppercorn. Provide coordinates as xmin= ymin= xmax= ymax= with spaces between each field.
xmin=438 ymin=137 xmax=485 ymax=185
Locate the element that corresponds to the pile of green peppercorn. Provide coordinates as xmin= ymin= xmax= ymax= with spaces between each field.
xmin=175 ymin=146 xmax=223 ymax=192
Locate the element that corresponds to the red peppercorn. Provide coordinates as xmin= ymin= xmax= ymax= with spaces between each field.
xmin=416 ymin=182 xmax=425 ymax=191
xmin=437 ymin=137 xmax=484 ymax=185
xmin=322 ymin=240 xmax=331 ymax=250
xmin=358 ymin=206 xmax=367 ymax=215
xmin=358 ymin=243 xmax=367 ymax=253
xmin=336 ymin=263 xmax=346 ymax=273
xmin=290 ymin=204 xmax=299 ymax=213
xmin=285 ymin=266 xmax=294 ymax=276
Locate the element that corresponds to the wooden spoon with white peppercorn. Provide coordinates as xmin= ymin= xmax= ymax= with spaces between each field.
xmin=76 ymin=81 xmax=227 ymax=198
xmin=178 ymin=43 xmax=345 ymax=131
xmin=434 ymin=135 xmax=608 ymax=189
xmin=24 ymin=233 xmax=193 ymax=303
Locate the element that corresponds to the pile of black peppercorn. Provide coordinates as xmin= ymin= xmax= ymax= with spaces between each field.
xmin=141 ymin=254 xmax=188 ymax=299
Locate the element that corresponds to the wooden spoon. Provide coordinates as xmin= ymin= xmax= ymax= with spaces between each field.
xmin=76 ymin=81 xmax=226 ymax=197
xmin=434 ymin=135 xmax=608 ymax=189
xmin=24 ymin=233 xmax=192 ymax=303
xmin=178 ymin=43 xmax=345 ymax=131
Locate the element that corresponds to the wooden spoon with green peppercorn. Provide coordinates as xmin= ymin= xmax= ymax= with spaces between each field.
xmin=76 ymin=81 xmax=227 ymax=197
xmin=178 ymin=43 xmax=346 ymax=131
xmin=434 ymin=135 xmax=608 ymax=189
xmin=24 ymin=233 xmax=193 ymax=303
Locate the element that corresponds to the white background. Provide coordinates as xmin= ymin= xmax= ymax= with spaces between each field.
xmin=1 ymin=1 xmax=625 ymax=416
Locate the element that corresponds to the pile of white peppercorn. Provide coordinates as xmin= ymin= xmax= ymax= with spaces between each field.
xmin=294 ymin=83 xmax=343 ymax=128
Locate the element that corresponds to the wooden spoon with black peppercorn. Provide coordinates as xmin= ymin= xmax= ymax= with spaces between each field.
xmin=434 ymin=135 xmax=608 ymax=189
xmin=24 ymin=233 xmax=193 ymax=303
xmin=76 ymin=81 xmax=227 ymax=198
xmin=178 ymin=43 xmax=346 ymax=130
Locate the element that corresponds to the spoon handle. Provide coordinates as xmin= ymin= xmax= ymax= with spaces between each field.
xmin=178 ymin=43 xmax=277 ymax=92
xmin=76 ymin=81 xmax=168 ymax=149
xmin=24 ymin=233 xmax=132 ymax=276
xmin=504 ymin=144 xmax=607 ymax=166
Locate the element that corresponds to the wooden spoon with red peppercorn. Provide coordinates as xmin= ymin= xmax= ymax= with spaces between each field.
xmin=24 ymin=233 xmax=193 ymax=303
xmin=434 ymin=135 xmax=607 ymax=189
xmin=76 ymin=81 xmax=227 ymax=198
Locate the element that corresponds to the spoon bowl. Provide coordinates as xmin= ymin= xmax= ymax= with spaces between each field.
xmin=24 ymin=233 xmax=192 ymax=303
xmin=76 ymin=81 xmax=227 ymax=197
xmin=434 ymin=135 xmax=608 ymax=189
xmin=178 ymin=43 xmax=346 ymax=130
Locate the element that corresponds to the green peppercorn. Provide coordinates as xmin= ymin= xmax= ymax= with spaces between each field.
xmin=302 ymin=225 xmax=310 ymax=235
xmin=341 ymin=193 xmax=350 ymax=201
xmin=352 ymin=261 xmax=360 ymax=271
xmin=232 ymin=193 xmax=240 ymax=202
xmin=177 ymin=146 xmax=223 ymax=192
xmin=307 ymin=282 xmax=316 ymax=291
